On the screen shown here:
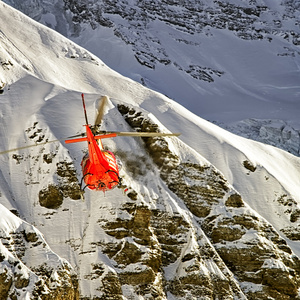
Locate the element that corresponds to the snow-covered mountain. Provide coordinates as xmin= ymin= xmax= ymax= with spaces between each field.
xmin=1 ymin=1 xmax=300 ymax=299
xmin=3 ymin=0 xmax=300 ymax=156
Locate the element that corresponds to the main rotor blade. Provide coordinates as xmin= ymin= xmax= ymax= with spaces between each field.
xmin=94 ymin=95 xmax=108 ymax=126
xmin=66 ymin=130 xmax=180 ymax=139
xmin=67 ymin=132 xmax=86 ymax=139
xmin=93 ymin=131 xmax=181 ymax=137
xmin=0 ymin=139 xmax=60 ymax=155
xmin=0 ymin=130 xmax=89 ymax=155
xmin=112 ymin=131 xmax=181 ymax=137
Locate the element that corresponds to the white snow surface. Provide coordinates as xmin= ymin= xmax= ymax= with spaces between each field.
xmin=3 ymin=0 xmax=300 ymax=125
xmin=4 ymin=0 xmax=300 ymax=156
xmin=0 ymin=2 xmax=300 ymax=298
xmin=18 ymin=1 xmax=300 ymax=123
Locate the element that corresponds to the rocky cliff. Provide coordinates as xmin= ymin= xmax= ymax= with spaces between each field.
xmin=0 ymin=205 xmax=79 ymax=299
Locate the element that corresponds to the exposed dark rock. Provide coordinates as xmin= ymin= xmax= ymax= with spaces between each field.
xmin=225 ymin=193 xmax=244 ymax=207
xmin=32 ymin=263 xmax=79 ymax=299
xmin=43 ymin=152 xmax=56 ymax=164
xmin=281 ymin=226 xmax=300 ymax=241
xmin=97 ymin=202 xmax=163 ymax=297
xmin=10 ymin=209 xmax=20 ymax=217
xmin=101 ymin=271 xmax=123 ymax=299
xmin=290 ymin=209 xmax=300 ymax=223
xmin=38 ymin=160 xmax=82 ymax=208
xmin=0 ymin=219 xmax=79 ymax=300
xmin=0 ymin=270 xmax=12 ymax=299
xmin=12 ymin=153 xmax=23 ymax=164
xmin=14 ymin=272 xmax=30 ymax=289
xmin=151 ymin=210 xmax=190 ymax=266
xmin=39 ymin=184 xmax=64 ymax=209
xmin=22 ymin=230 xmax=39 ymax=243
xmin=56 ymin=161 xmax=82 ymax=200
xmin=243 ymin=160 xmax=256 ymax=172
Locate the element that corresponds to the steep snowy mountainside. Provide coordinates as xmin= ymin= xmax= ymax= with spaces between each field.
xmin=4 ymin=0 xmax=300 ymax=160
xmin=0 ymin=204 xmax=78 ymax=299
xmin=220 ymin=118 xmax=300 ymax=156
xmin=1 ymin=2 xmax=300 ymax=299
xmin=137 ymin=99 xmax=300 ymax=249
xmin=3 ymin=0 xmax=300 ymax=127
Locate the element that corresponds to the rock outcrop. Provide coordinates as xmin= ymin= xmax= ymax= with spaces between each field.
xmin=115 ymin=104 xmax=300 ymax=299
xmin=0 ymin=204 xmax=79 ymax=299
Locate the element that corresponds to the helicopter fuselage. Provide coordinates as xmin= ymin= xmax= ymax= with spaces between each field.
xmin=65 ymin=125 xmax=120 ymax=192
xmin=81 ymin=149 xmax=119 ymax=191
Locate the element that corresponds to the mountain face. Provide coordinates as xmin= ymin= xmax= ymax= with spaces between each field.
xmin=3 ymin=0 xmax=300 ymax=156
xmin=1 ymin=1 xmax=300 ymax=299
xmin=0 ymin=204 xmax=79 ymax=299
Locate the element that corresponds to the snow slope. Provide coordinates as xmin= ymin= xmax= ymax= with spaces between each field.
xmin=1 ymin=2 xmax=300 ymax=299
xmin=4 ymin=0 xmax=300 ymax=125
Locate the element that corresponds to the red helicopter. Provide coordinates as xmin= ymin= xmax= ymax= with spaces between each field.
xmin=0 ymin=93 xmax=180 ymax=192
xmin=68 ymin=94 xmax=180 ymax=192
xmin=64 ymin=94 xmax=122 ymax=192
